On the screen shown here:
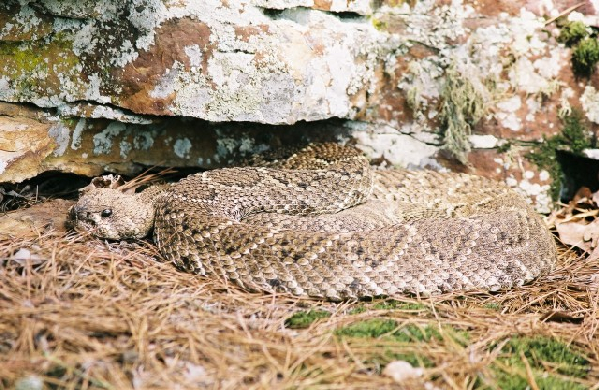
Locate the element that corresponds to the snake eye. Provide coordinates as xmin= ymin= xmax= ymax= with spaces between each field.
xmin=101 ymin=209 xmax=113 ymax=218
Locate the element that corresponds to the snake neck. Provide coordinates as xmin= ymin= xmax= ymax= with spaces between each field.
xmin=134 ymin=184 xmax=172 ymax=237
xmin=139 ymin=183 xmax=171 ymax=205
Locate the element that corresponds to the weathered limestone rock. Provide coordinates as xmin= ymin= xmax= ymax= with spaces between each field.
xmin=0 ymin=199 xmax=73 ymax=239
xmin=0 ymin=102 xmax=374 ymax=178
xmin=1 ymin=0 xmax=599 ymax=212
xmin=0 ymin=104 xmax=55 ymax=182
xmin=0 ymin=0 xmax=388 ymax=123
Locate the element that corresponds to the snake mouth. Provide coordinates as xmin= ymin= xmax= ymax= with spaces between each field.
xmin=65 ymin=205 xmax=78 ymax=231
xmin=66 ymin=205 xmax=100 ymax=235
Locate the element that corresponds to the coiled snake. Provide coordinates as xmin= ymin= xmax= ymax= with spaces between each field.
xmin=69 ymin=143 xmax=557 ymax=300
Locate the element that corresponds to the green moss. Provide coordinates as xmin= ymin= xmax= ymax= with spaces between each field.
xmin=496 ymin=141 xmax=512 ymax=154
xmin=336 ymin=321 xmax=436 ymax=369
xmin=478 ymin=335 xmax=590 ymax=390
xmin=337 ymin=321 xmax=469 ymax=371
xmin=61 ymin=117 xmax=79 ymax=127
xmin=371 ymin=17 xmax=388 ymax=30
xmin=483 ymin=303 xmax=501 ymax=311
xmin=527 ymin=136 xmax=563 ymax=200
xmin=0 ymin=32 xmax=78 ymax=74
xmin=336 ymin=320 xmax=469 ymax=346
xmin=0 ymin=31 xmax=79 ymax=99
xmin=439 ymin=63 xmax=486 ymax=164
xmin=336 ymin=319 xmax=399 ymax=338
xmin=557 ymin=21 xmax=589 ymax=47
xmin=360 ymin=346 xmax=434 ymax=371
xmin=348 ymin=305 xmax=367 ymax=315
xmin=284 ymin=310 xmax=331 ymax=329
xmin=501 ymin=336 xmax=589 ymax=377
xmin=557 ymin=20 xmax=599 ymax=77
xmin=491 ymin=373 xmax=587 ymax=390
xmin=572 ymin=38 xmax=599 ymax=77
xmin=562 ymin=111 xmax=593 ymax=155
xmin=348 ymin=301 xmax=428 ymax=314
xmin=527 ymin=110 xmax=593 ymax=200
xmin=372 ymin=300 xmax=428 ymax=311
xmin=0 ymin=41 xmax=49 ymax=74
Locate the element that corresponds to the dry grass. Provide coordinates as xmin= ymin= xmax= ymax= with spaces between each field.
xmin=1 ymin=208 xmax=599 ymax=389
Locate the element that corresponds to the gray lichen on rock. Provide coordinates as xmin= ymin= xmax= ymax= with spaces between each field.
xmin=439 ymin=62 xmax=486 ymax=164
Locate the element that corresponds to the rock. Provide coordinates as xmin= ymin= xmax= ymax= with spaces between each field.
xmin=2 ymin=0 xmax=599 ymax=211
xmin=0 ymin=1 xmax=388 ymax=124
xmin=11 ymin=248 xmax=46 ymax=266
xmin=0 ymin=199 xmax=74 ymax=239
xmin=584 ymin=149 xmax=599 ymax=159
xmin=469 ymin=134 xmax=499 ymax=149
xmin=14 ymin=376 xmax=44 ymax=390
xmin=0 ymin=111 xmax=55 ymax=183
xmin=381 ymin=361 xmax=424 ymax=383
xmin=0 ymin=103 xmax=378 ymax=181
xmin=466 ymin=147 xmax=553 ymax=213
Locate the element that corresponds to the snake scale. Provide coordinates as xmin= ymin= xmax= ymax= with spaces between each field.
xmin=69 ymin=143 xmax=557 ymax=300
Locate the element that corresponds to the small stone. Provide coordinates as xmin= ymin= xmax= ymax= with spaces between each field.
xmin=583 ymin=148 xmax=599 ymax=159
xmin=468 ymin=134 xmax=498 ymax=149
xmin=424 ymin=381 xmax=441 ymax=390
xmin=13 ymin=248 xmax=31 ymax=260
xmin=15 ymin=376 xmax=44 ymax=390
xmin=381 ymin=361 xmax=424 ymax=383
xmin=184 ymin=362 xmax=207 ymax=382
xmin=11 ymin=248 xmax=45 ymax=265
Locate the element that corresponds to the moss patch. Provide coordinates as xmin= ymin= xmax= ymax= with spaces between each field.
xmin=284 ymin=310 xmax=332 ymax=329
xmin=336 ymin=319 xmax=399 ymax=338
xmin=336 ymin=320 xmax=470 ymax=370
xmin=370 ymin=17 xmax=388 ymax=31
xmin=336 ymin=320 xmax=469 ymax=346
xmin=572 ymin=38 xmax=599 ymax=77
xmin=557 ymin=20 xmax=599 ymax=77
xmin=348 ymin=300 xmax=428 ymax=314
xmin=527 ymin=110 xmax=593 ymax=200
xmin=0 ymin=31 xmax=80 ymax=100
xmin=480 ymin=335 xmax=590 ymax=390
xmin=335 ymin=320 xmax=436 ymax=369
xmin=348 ymin=305 xmax=367 ymax=315
xmin=496 ymin=141 xmax=512 ymax=154
xmin=557 ymin=21 xmax=589 ymax=47
xmin=372 ymin=300 xmax=428 ymax=311
xmin=483 ymin=303 xmax=501 ymax=311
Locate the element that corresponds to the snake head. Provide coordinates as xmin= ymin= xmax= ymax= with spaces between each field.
xmin=68 ymin=188 xmax=155 ymax=240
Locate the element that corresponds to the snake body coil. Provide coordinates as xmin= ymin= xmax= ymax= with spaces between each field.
xmin=70 ymin=144 xmax=557 ymax=299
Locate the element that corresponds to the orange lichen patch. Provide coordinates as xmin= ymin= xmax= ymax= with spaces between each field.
xmin=312 ymin=0 xmax=334 ymax=12
xmin=118 ymin=18 xmax=215 ymax=116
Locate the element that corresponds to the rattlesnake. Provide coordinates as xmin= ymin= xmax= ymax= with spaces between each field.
xmin=68 ymin=143 xmax=557 ymax=300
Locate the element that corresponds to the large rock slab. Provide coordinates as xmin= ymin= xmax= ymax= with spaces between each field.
xmin=0 ymin=0 xmax=388 ymax=124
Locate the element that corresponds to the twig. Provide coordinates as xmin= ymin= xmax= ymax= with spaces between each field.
xmin=544 ymin=2 xmax=586 ymax=26
xmin=520 ymin=351 xmax=540 ymax=390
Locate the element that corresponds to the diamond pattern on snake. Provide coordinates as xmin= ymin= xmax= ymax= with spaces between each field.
xmin=68 ymin=143 xmax=557 ymax=300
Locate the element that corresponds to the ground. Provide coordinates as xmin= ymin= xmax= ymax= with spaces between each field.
xmin=1 ymin=185 xmax=598 ymax=389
